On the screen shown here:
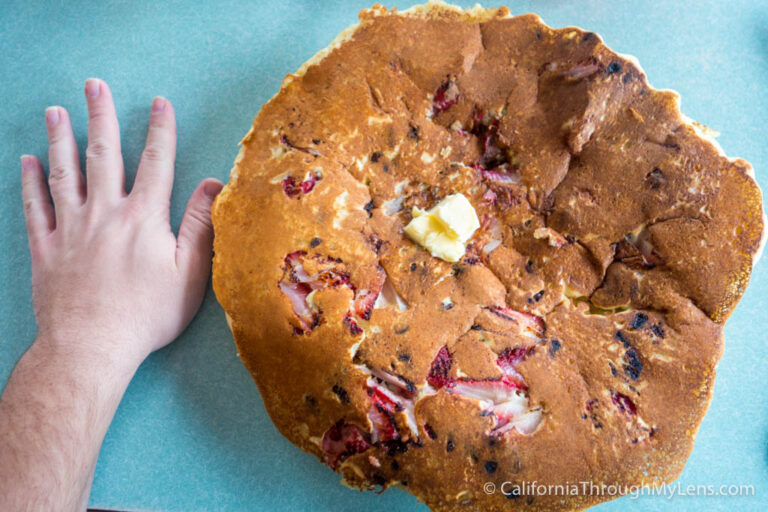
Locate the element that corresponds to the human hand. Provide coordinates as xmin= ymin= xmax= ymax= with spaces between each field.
xmin=20 ymin=78 xmax=223 ymax=365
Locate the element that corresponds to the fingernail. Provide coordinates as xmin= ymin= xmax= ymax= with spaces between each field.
xmin=203 ymin=180 xmax=223 ymax=200
xmin=20 ymin=155 xmax=35 ymax=172
xmin=85 ymin=78 xmax=101 ymax=98
xmin=151 ymin=96 xmax=166 ymax=113
xmin=45 ymin=106 xmax=60 ymax=126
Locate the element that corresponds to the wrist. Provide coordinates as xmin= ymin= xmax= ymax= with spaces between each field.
xmin=32 ymin=330 xmax=148 ymax=376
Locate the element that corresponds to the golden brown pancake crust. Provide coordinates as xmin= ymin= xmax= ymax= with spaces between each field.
xmin=212 ymin=3 xmax=763 ymax=510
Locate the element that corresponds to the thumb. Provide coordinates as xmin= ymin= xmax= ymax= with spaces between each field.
xmin=176 ymin=178 xmax=224 ymax=282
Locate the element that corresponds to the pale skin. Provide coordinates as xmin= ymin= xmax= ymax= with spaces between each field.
xmin=0 ymin=78 xmax=224 ymax=511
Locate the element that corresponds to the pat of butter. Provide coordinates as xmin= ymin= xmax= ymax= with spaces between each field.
xmin=404 ymin=193 xmax=480 ymax=262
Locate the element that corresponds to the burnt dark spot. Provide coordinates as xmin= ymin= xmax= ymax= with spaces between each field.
xmin=470 ymin=452 xmax=479 ymax=464
xmin=523 ymin=219 xmax=532 ymax=228
xmin=397 ymin=353 xmax=411 ymax=362
xmin=332 ymin=384 xmax=350 ymax=404
xmin=446 ymin=439 xmax=455 ymax=452
xmin=533 ymin=290 xmax=545 ymax=302
xmin=525 ymin=260 xmax=535 ymax=273
xmin=582 ymin=32 xmax=596 ymax=42
xmin=452 ymin=263 xmax=466 ymax=277
xmin=614 ymin=330 xmax=630 ymax=348
xmin=424 ymin=424 xmax=438 ymax=440
xmin=304 ymin=394 xmax=317 ymax=406
xmin=624 ymin=364 xmax=640 ymax=381
xmin=384 ymin=439 xmax=409 ymax=456
xmin=363 ymin=200 xmax=374 ymax=217
xmin=410 ymin=262 xmax=418 ymax=272
xmin=312 ymin=138 xmax=321 ymax=145
xmin=484 ymin=460 xmax=498 ymax=474
xmin=609 ymin=362 xmax=618 ymax=376
xmin=631 ymin=312 xmax=648 ymax=329
xmin=651 ymin=324 xmax=665 ymax=338
xmin=407 ymin=124 xmax=420 ymax=141
xmin=391 ymin=460 xmax=400 ymax=471
xmin=488 ymin=438 xmax=497 ymax=447
xmin=470 ymin=324 xmax=483 ymax=331
xmin=624 ymin=349 xmax=643 ymax=381
xmin=309 ymin=237 xmax=322 ymax=248
xmin=394 ymin=324 xmax=410 ymax=335
xmin=505 ymin=486 xmax=522 ymax=500
xmin=368 ymin=233 xmax=385 ymax=254
xmin=371 ymin=151 xmax=383 ymax=163
xmin=606 ymin=62 xmax=622 ymax=74
xmin=646 ymin=168 xmax=666 ymax=189
xmin=536 ymin=31 xmax=542 ymax=40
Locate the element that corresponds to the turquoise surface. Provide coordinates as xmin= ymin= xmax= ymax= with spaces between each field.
xmin=1 ymin=1 xmax=766 ymax=510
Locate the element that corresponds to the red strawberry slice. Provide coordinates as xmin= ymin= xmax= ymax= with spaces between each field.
xmin=343 ymin=313 xmax=363 ymax=336
xmin=427 ymin=346 xmax=453 ymax=389
xmin=486 ymin=307 xmax=545 ymax=339
xmin=365 ymin=368 xmax=419 ymax=442
xmin=278 ymin=251 xmax=352 ymax=333
xmin=432 ymin=79 xmax=459 ymax=115
xmin=496 ymin=346 xmax=533 ymax=369
xmin=352 ymin=268 xmax=386 ymax=321
xmin=282 ymin=176 xmax=300 ymax=198
xmin=321 ymin=421 xmax=372 ymax=469
xmin=278 ymin=281 xmax=316 ymax=331
xmin=611 ymin=391 xmax=637 ymax=415
xmin=478 ymin=165 xmax=521 ymax=185
xmin=564 ymin=57 xmax=600 ymax=81
xmin=452 ymin=377 xmax=524 ymax=402
xmin=426 ymin=342 xmax=541 ymax=436
xmin=496 ymin=346 xmax=534 ymax=390
xmin=300 ymin=173 xmax=318 ymax=194
xmin=280 ymin=170 xmax=322 ymax=199
xmin=367 ymin=381 xmax=401 ymax=442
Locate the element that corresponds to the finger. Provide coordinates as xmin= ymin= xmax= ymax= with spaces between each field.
xmin=45 ymin=106 xmax=85 ymax=216
xmin=20 ymin=155 xmax=55 ymax=243
xmin=132 ymin=97 xmax=176 ymax=205
xmin=176 ymin=179 xmax=224 ymax=282
xmin=84 ymin=78 xmax=124 ymax=202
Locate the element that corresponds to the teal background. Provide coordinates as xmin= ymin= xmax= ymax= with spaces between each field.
xmin=1 ymin=1 xmax=767 ymax=510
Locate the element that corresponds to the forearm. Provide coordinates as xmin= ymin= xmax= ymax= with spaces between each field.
xmin=0 ymin=335 xmax=144 ymax=511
